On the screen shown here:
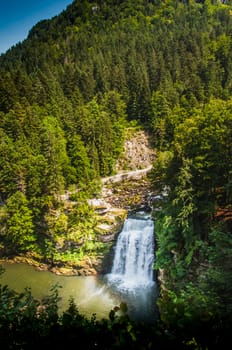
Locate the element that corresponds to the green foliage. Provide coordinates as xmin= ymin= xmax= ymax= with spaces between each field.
xmin=0 ymin=274 xmax=230 ymax=349
xmin=2 ymin=0 xmax=232 ymax=119
xmin=150 ymin=91 xmax=172 ymax=148
xmin=40 ymin=116 xmax=69 ymax=195
xmin=0 ymin=129 xmax=17 ymax=197
xmin=153 ymin=97 xmax=232 ymax=242
xmin=67 ymin=134 xmax=92 ymax=183
xmin=0 ymin=281 xmax=61 ymax=347
xmin=1 ymin=192 xmax=36 ymax=253
xmin=152 ymin=96 xmax=232 ymax=342
xmin=203 ymin=224 xmax=232 ymax=315
xmin=0 ymin=1 xmax=232 ymax=345
xmin=74 ymin=93 xmax=127 ymax=177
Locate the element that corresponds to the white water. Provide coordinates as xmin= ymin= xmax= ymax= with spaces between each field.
xmin=107 ymin=213 xmax=157 ymax=321
xmin=110 ymin=216 xmax=154 ymax=288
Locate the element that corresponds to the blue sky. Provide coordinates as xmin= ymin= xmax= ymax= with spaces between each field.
xmin=0 ymin=0 xmax=73 ymax=54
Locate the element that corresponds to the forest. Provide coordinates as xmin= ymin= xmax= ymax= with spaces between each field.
xmin=0 ymin=0 xmax=232 ymax=348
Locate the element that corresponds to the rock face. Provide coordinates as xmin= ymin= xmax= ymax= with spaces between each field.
xmin=102 ymin=178 xmax=153 ymax=211
xmin=115 ymin=129 xmax=155 ymax=171
xmin=89 ymin=201 xmax=128 ymax=274
xmin=100 ymin=129 xmax=155 ymax=210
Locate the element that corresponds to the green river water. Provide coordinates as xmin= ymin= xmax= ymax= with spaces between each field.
xmin=0 ymin=262 xmax=121 ymax=319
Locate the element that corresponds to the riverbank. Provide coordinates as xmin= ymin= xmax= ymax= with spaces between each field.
xmin=0 ymin=204 xmax=128 ymax=276
xmin=0 ymin=254 xmax=98 ymax=276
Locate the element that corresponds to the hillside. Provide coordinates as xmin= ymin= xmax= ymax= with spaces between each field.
xmin=0 ymin=1 xmax=232 ymax=346
xmin=101 ymin=129 xmax=155 ymax=208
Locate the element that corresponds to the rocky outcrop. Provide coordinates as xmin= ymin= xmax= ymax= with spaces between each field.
xmin=102 ymin=177 xmax=153 ymax=211
xmin=102 ymin=165 xmax=152 ymax=184
xmin=100 ymin=129 xmax=155 ymax=210
xmin=115 ymin=129 xmax=155 ymax=171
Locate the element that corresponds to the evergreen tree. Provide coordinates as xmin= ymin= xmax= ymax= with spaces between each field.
xmin=2 ymin=192 xmax=35 ymax=253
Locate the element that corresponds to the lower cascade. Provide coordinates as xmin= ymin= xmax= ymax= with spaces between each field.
xmin=111 ymin=215 xmax=154 ymax=286
xmin=107 ymin=212 xmax=157 ymax=321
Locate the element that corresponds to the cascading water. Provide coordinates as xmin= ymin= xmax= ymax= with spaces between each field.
xmin=110 ymin=215 xmax=154 ymax=287
xmin=107 ymin=212 xmax=157 ymax=322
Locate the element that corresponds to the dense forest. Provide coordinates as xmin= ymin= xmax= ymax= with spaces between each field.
xmin=0 ymin=0 xmax=232 ymax=348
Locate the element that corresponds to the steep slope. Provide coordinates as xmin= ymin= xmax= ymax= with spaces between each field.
xmin=100 ymin=129 xmax=155 ymax=209
xmin=1 ymin=1 xmax=232 ymax=119
xmin=115 ymin=129 xmax=155 ymax=172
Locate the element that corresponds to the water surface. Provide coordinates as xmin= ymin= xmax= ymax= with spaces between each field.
xmin=0 ymin=262 xmax=120 ymax=319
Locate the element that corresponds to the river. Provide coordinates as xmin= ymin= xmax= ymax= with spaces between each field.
xmin=0 ymin=212 xmax=158 ymax=322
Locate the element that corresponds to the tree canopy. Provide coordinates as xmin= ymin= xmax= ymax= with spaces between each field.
xmin=0 ymin=1 xmax=232 ymax=346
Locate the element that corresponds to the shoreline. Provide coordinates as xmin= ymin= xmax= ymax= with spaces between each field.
xmin=0 ymin=255 xmax=99 ymax=277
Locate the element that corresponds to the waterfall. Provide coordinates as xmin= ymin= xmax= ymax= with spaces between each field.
xmin=106 ymin=212 xmax=157 ymax=322
xmin=108 ymin=213 xmax=155 ymax=290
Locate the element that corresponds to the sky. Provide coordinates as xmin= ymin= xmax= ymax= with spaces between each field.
xmin=0 ymin=0 xmax=73 ymax=54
